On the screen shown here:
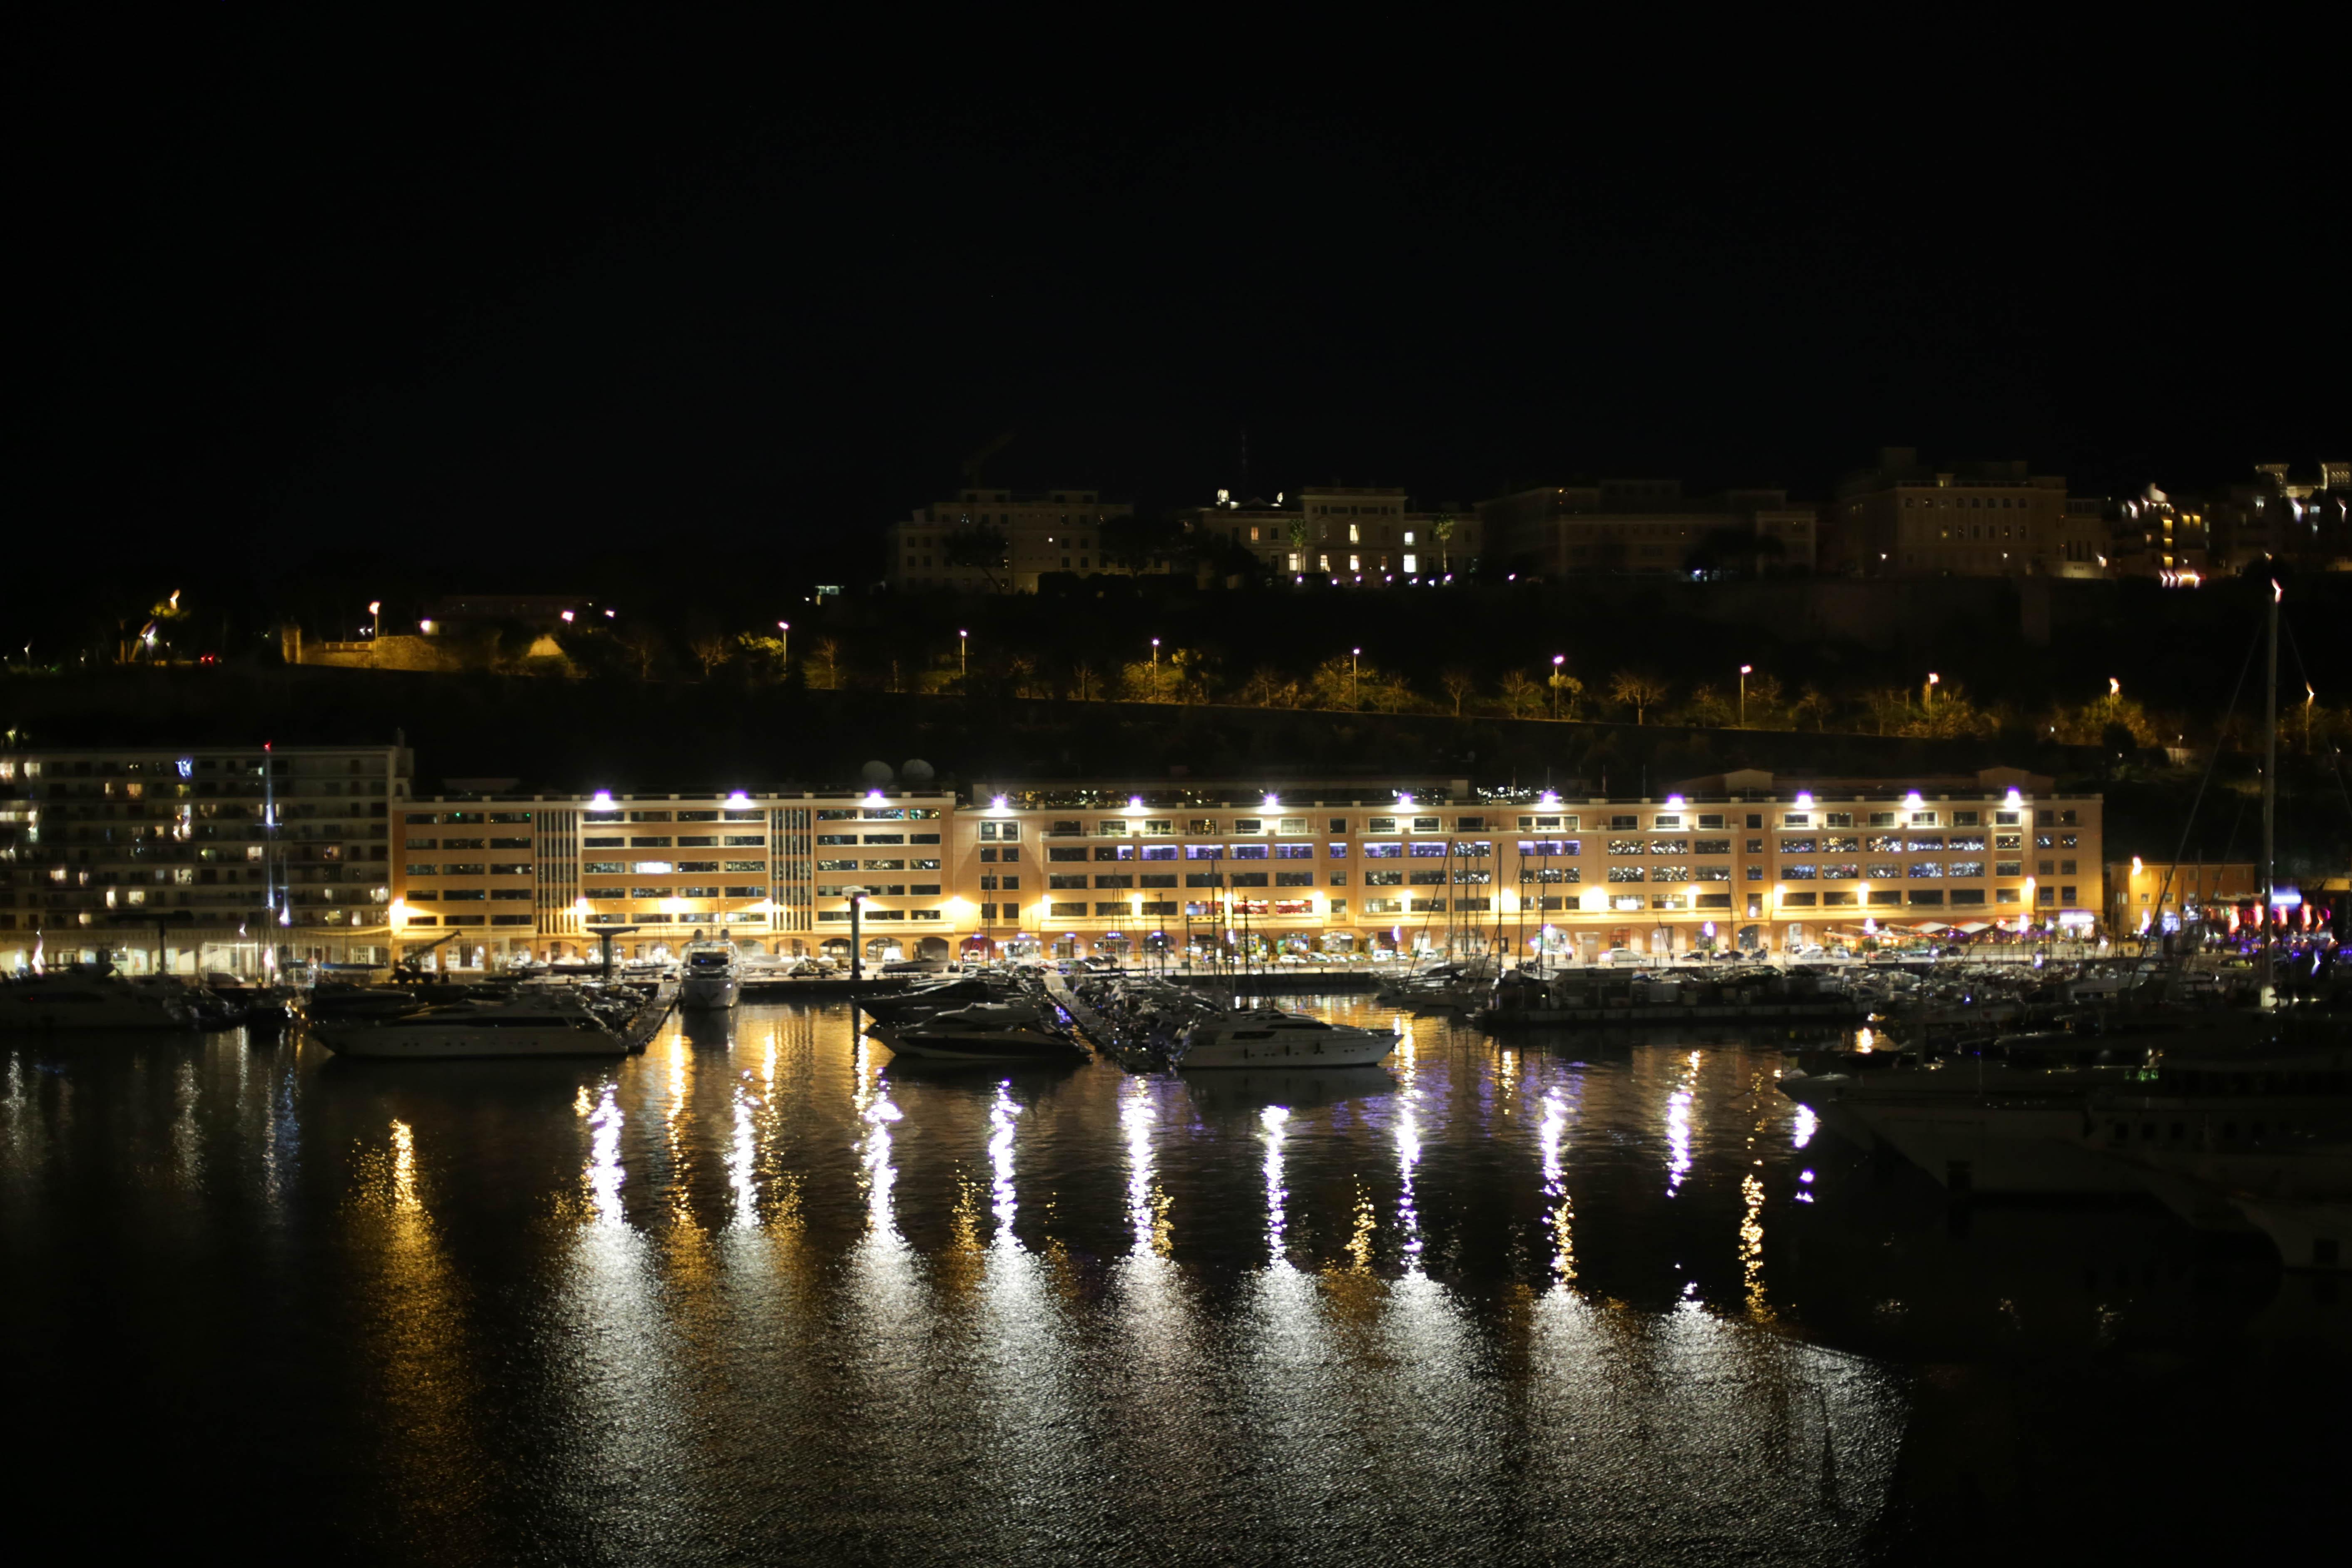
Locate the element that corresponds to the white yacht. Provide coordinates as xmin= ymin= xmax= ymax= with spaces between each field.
xmin=0 ymin=971 xmax=199 ymax=1031
xmin=312 ymin=994 xmax=631 ymax=1059
xmin=1176 ymin=1008 xmax=1399 ymax=1070
xmin=679 ymin=937 xmax=743 ymax=1009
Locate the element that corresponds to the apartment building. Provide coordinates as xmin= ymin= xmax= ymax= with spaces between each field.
xmin=1186 ymin=488 xmax=1480 ymax=581
xmin=1830 ymin=448 xmax=2090 ymax=579
xmin=1479 ymin=481 xmax=1818 ymax=579
xmin=885 ymin=488 xmax=1133 ymax=593
xmin=0 ymin=743 xmax=412 ymax=973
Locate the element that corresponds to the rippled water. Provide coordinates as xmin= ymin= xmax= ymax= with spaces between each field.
xmin=3 ymin=997 xmax=2343 ymax=1564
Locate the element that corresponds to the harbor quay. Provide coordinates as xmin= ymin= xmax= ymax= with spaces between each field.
xmin=1 ymin=745 xmax=2108 ymax=972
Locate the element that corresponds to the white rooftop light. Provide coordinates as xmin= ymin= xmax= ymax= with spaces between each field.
xmin=590 ymin=790 xmax=614 ymax=807
xmin=1263 ymin=792 xmax=1279 ymax=808
xmin=1904 ymin=791 xmax=1924 ymax=807
xmin=1795 ymin=791 xmax=1814 ymax=808
xmin=725 ymin=791 xmax=752 ymax=807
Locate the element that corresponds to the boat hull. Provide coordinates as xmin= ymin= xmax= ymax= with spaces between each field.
xmin=1180 ymin=1031 xmax=1398 ymax=1069
xmin=680 ymin=976 xmax=741 ymax=1009
xmin=877 ymin=1028 xmax=1084 ymax=1064
xmin=315 ymin=1020 xmax=630 ymax=1059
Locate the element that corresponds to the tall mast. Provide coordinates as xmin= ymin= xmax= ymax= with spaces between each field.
xmin=2262 ymin=577 xmax=2280 ymax=1001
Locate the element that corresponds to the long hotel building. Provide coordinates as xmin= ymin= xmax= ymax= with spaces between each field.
xmin=4 ymin=752 xmax=2102 ymax=969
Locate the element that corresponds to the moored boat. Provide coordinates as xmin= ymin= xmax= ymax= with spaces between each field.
xmin=679 ymin=936 xmax=743 ymax=1009
xmin=1176 ymin=1008 xmax=1399 ymax=1069
xmin=313 ymin=993 xmax=632 ymax=1059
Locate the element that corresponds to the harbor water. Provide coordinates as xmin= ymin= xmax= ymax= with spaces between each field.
xmin=3 ymin=997 xmax=2343 ymax=1564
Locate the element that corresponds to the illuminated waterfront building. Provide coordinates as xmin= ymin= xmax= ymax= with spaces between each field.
xmin=0 ymin=743 xmax=411 ymax=973
xmin=4 ymin=749 xmax=2103 ymax=969
xmin=381 ymin=766 xmax=2099 ymax=964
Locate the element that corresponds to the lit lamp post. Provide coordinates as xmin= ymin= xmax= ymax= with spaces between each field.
xmin=958 ymin=629 xmax=968 ymax=679
xmin=1351 ymin=647 xmax=1362 ymax=707
xmin=777 ymin=621 xmax=790 ymax=669
xmin=1738 ymin=664 xmax=1752 ymax=726
xmin=845 ymin=886 xmax=868 ymax=984
xmin=368 ymin=601 xmax=382 ymax=641
xmin=1551 ymin=654 xmax=1565 ymax=720
xmin=1924 ymin=671 xmax=1940 ymax=709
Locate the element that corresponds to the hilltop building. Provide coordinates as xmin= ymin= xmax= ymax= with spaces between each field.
xmin=1183 ymin=487 xmax=1481 ymax=582
xmin=1477 ymin=481 xmax=1817 ymax=579
xmin=886 ymin=488 xmax=1133 ymax=593
xmin=1829 ymin=448 xmax=2101 ymax=579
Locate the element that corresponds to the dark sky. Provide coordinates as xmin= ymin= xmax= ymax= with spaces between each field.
xmin=12 ymin=16 xmax=2343 ymax=643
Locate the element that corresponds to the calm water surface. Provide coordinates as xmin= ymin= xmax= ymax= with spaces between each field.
xmin=4 ymin=998 xmax=2344 ymax=1564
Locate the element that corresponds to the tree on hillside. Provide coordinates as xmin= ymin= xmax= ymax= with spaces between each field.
xmin=689 ymin=627 xmax=733 ymax=678
xmin=1430 ymin=515 xmax=1457 ymax=573
xmin=616 ymin=621 xmax=666 ymax=680
xmin=1241 ymin=666 xmax=1303 ymax=708
xmin=1609 ymin=669 xmax=1669 ymax=725
xmin=1547 ymin=666 xmax=1586 ymax=720
xmin=1441 ymin=667 xmax=1476 ymax=717
xmin=811 ymin=637 xmax=843 ymax=690
xmin=1496 ymin=669 xmax=1545 ymax=721
xmin=1308 ymin=654 xmax=1375 ymax=710
xmin=1070 ymin=659 xmax=1101 ymax=701
xmin=1677 ymin=684 xmax=1735 ymax=729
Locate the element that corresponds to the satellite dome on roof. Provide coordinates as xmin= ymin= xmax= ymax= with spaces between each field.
xmin=901 ymin=759 xmax=935 ymax=783
xmin=859 ymin=760 xmax=893 ymax=785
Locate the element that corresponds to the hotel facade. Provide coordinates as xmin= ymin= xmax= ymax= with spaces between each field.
xmin=3 ymin=748 xmax=2103 ymax=970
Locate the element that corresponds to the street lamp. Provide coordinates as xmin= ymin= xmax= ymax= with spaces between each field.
xmin=368 ymin=601 xmax=382 ymax=641
xmin=1549 ymin=654 xmax=1566 ymax=719
xmin=958 ymin=629 xmax=968 ymax=678
xmin=777 ymin=621 xmax=789 ymax=668
xmin=1351 ymin=647 xmax=1362 ymax=707
xmin=1738 ymin=664 xmax=1752 ymax=726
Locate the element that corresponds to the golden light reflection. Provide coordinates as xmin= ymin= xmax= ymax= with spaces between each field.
xmin=1738 ymin=1172 xmax=1773 ymax=1322
xmin=353 ymin=1116 xmax=489 ymax=1553
xmin=390 ymin=1118 xmax=418 ymax=1213
xmin=1345 ymin=1185 xmax=1375 ymax=1272
xmin=1539 ymin=1088 xmax=1576 ymax=1287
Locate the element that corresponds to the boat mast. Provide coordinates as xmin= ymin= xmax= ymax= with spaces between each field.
xmin=2262 ymin=575 xmax=2280 ymax=1003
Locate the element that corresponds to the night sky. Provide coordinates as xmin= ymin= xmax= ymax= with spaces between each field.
xmin=14 ymin=17 xmax=2342 ymax=645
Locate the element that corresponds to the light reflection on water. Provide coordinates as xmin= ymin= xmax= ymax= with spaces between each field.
xmin=5 ymin=998 xmax=2342 ymax=1562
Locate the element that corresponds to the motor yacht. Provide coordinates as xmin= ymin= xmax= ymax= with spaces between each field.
xmin=1176 ymin=1008 xmax=1399 ymax=1069
xmin=679 ymin=937 xmax=743 ymax=1009
xmin=313 ymin=993 xmax=632 ymax=1059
